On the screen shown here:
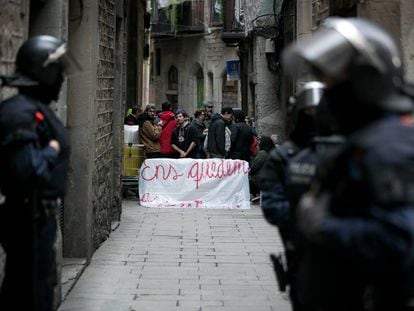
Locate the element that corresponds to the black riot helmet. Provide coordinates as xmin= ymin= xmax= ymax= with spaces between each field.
xmin=289 ymin=81 xmax=325 ymax=147
xmin=5 ymin=35 xmax=80 ymax=88
xmin=290 ymin=81 xmax=325 ymax=125
xmin=2 ymin=35 xmax=81 ymax=103
xmin=282 ymin=17 xmax=412 ymax=114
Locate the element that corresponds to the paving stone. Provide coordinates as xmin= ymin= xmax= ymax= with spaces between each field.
xmin=58 ymin=200 xmax=290 ymax=311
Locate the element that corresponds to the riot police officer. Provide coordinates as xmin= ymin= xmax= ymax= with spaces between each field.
xmin=0 ymin=35 xmax=78 ymax=310
xmin=259 ymin=82 xmax=324 ymax=227
xmin=259 ymin=81 xmax=326 ymax=311
xmin=283 ymin=17 xmax=414 ymax=311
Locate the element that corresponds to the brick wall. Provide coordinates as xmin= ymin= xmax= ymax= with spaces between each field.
xmin=205 ymin=31 xmax=226 ymax=62
xmin=0 ymin=0 xmax=27 ymax=102
xmin=93 ymin=0 xmax=116 ymax=248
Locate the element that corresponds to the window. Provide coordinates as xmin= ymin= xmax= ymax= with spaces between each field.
xmin=168 ymin=66 xmax=178 ymax=90
xmin=211 ymin=0 xmax=223 ymax=25
xmin=196 ymin=68 xmax=204 ymax=109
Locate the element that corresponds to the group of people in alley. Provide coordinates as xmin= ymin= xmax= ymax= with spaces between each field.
xmin=125 ymin=101 xmax=260 ymax=161
xmin=125 ymin=100 xmax=270 ymax=200
xmin=1 ymin=16 xmax=414 ymax=311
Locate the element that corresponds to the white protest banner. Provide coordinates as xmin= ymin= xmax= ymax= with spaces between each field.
xmin=139 ymin=158 xmax=250 ymax=209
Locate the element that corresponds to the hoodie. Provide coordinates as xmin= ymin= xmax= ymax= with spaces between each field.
xmin=158 ymin=111 xmax=177 ymax=154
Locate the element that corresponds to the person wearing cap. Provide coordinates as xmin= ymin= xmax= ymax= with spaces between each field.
xmin=0 ymin=35 xmax=79 ymax=310
xmin=283 ymin=17 xmax=414 ymax=310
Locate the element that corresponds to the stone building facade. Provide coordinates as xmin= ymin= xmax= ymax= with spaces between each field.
xmin=0 ymin=0 xmax=147 ymax=302
xmin=238 ymin=0 xmax=285 ymax=140
xmin=150 ymin=0 xmax=240 ymax=116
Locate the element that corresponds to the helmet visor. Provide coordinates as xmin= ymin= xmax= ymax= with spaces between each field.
xmin=61 ymin=49 xmax=82 ymax=76
xmin=42 ymin=43 xmax=82 ymax=76
xmin=295 ymin=82 xmax=325 ymax=110
xmin=282 ymin=27 xmax=355 ymax=77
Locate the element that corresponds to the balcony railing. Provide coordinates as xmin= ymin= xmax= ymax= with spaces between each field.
xmin=221 ymin=0 xmax=245 ymax=45
xmin=151 ymin=0 xmax=204 ymax=37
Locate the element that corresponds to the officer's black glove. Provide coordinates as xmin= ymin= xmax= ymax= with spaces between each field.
xmin=297 ymin=192 xmax=330 ymax=243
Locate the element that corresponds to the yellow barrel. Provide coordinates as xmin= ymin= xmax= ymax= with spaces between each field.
xmin=136 ymin=144 xmax=145 ymax=170
xmin=123 ymin=144 xmax=146 ymax=176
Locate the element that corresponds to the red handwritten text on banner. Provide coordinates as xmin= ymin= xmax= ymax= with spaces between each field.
xmin=138 ymin=159 xmax=250 ymax=209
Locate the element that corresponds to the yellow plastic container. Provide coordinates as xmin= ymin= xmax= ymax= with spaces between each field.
xmin=123 ymin=144 xmax=145 ymax=176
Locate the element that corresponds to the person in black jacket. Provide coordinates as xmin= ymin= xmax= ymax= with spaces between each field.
xmin=283 ymin=17 xmax=414 ymax=311
xmin=249 ymin=136 xmax=275 ymax=201
xmin=0 ymin=35 xmax=78 ymax=310
xmin=190 ymin=109 xmax=207 ymax=159
xmin=230 ymin=110 xmax=253 ymax=162
xmin=171 ymin=111 xmax=198 ymax=158
xmin=206 ymin=107 xmax=234 ymax=158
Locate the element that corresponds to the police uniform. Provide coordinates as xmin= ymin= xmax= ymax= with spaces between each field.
xmin=259 ymin=81 xmax=326 ymax=311
xmin=0 ymin=95 xmax=70 ymax=310
xmin=298 ymin=117 xmax=414 ymax=311
xmin=284 ymin=136 xmax=343 ymax=311
xmin=0 ymin=35 xmax=75 ymax=311
xmin=282 ymin=17 xmax=414 ymax=311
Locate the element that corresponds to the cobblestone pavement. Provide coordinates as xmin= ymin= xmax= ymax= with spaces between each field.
xmin=58 ymin=200 xmax=291 ymax=311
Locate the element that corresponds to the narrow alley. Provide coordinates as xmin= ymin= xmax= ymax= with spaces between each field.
xmin=58 ymin=201 xmax=290 ymax=311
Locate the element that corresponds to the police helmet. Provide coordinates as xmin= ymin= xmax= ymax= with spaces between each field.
xmin=290 ymin=81 xmax=325 ymax=112
xmin=8 ymin=35 xmax=80 ymax=87
xmin=282 ymin=17 xmax=411 ymax=113
xmin=290 ymin=81 xmax=325 ymax=124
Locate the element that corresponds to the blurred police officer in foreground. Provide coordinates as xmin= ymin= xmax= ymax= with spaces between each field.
xmin=259 ymin=81 xmax=323 ymax=228
xmin=0 ymin=35 xmax=78 ymax=310
xmin=283 ymin=17 xmax=414 ymax=311
xmin=285 ymin=86 xmax=346 ymax=311
xmin=259 ymin=81 xmax=326 ymax=310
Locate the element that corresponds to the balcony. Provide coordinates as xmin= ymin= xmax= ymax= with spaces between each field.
xmin=151 ymin=0 xmax=205 ymax=38
xmin=221 ymin=0 xmax=245 ymax=46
